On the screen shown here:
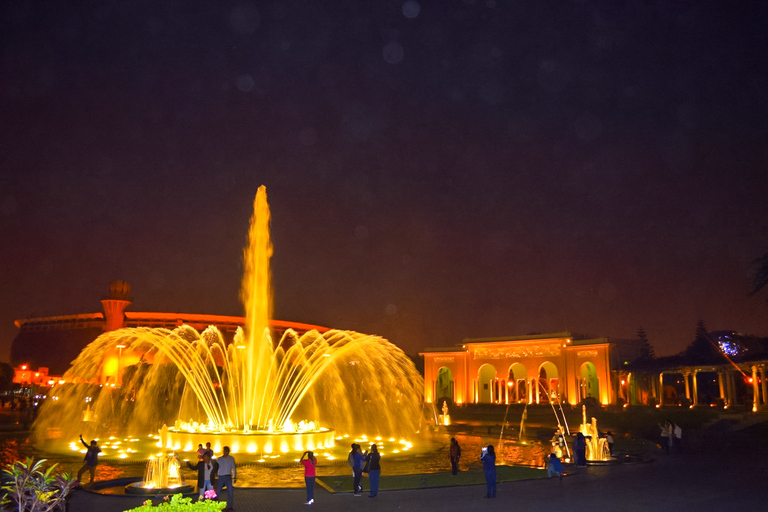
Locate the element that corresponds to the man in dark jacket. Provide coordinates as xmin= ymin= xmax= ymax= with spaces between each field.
xmin=187 ymin=452 xmax=218 ymax=499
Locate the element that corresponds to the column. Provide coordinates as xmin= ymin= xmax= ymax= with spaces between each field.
xmin=752 ymin=366 xmax=760 ymax=412
xmin=761 ymin=368 xmax=767 ymax=408
xmin=659 ymin=373 xmax=664 ymax=406
xmin=692 ymin=370 xmax=699 ymax=406
xmin=717 ymin=372 xmax=725 ymax=401
xmin=725 ymin=371 xmax=734 ymax=406
xmin=683 ymin=371 xmax=691 ymax=400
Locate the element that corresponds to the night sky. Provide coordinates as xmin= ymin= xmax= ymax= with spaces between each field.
xmin=2 ymin=1 xmax=767 ymax=363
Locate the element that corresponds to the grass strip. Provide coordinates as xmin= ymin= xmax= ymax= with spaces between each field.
xmin=316 ymin=465 xmax=547 ymax=493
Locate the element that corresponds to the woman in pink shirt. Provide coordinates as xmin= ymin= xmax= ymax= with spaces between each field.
xmin=300 ymin=451 xmax=317 ymax=505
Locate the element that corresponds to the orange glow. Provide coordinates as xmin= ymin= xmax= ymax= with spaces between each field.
xmin=21 ymin=365 xmax=27 ymax=370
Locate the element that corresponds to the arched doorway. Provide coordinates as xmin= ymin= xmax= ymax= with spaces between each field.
xmin=507 ymin=363 xmax=527 ymax=403
xmin=538 ymin=362 xmax=559 ymax=403
xmin=436 ymin=367 xmax=454 ymax=403
xmin=580 ymin=362 xmax=599 ymax=401
xmin=478 ymin=364 xmax=497 ymax=403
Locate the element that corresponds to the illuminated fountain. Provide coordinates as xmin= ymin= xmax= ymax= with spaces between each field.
xmin=578 ymin=405 xmax=612 ymax=462
xmin=33 ymin=186 xmax=425 ymax=459
xmin=125 ymin=452 xmax=194 ymax=495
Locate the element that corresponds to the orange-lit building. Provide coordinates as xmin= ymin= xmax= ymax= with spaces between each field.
xmin=11 ymin=281 xmax=329 ymax=382
xmin=420 ymin=332 xmax=640 ymax=406
xmin=13 ymin=365 xmax=65 ymax=387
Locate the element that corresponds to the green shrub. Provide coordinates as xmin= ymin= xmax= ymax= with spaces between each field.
xmin=1 ymin=457 xmax=77 ymax=512
xmin=124 ymin=493 xmax=226 ymax=512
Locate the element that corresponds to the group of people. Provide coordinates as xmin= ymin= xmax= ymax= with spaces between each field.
xmin=75 ymin=436 xmax=238 ymax=512
xmin=189 ymin=442 xmax=237 ymax=511
xmin=659 ymin=420 xmax=683 ymax=454
xmin=346 ymin=443 xmax=382 ymax=499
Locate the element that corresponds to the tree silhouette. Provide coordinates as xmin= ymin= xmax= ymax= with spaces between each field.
xmin=749 ymin=252 xmax=768 ymax=302
xmin=636 ymin=326 xmax=655 ymax=362
xmin=683 ymin=320 xmax=723 ymax=364
xmin=0 ymin=362 xmax=13 ymax=392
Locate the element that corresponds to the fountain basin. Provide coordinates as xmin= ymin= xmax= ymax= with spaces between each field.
xmin=167 ymin=428 xmax=336 ymax=455
xmin=125 ymin=481 xmax=195 ymax=495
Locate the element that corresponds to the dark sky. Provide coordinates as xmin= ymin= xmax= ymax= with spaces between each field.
xmin=2 ymin=0 xmax=767 ymax=362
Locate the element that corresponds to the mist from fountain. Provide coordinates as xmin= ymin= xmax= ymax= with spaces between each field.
xmin=33 ymin=186 xmax=425 ymax=456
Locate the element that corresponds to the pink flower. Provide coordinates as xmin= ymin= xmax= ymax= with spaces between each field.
xmin=204 ymin=489 xmax=217 ymax=500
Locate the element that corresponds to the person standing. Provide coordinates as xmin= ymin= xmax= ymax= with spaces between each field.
xmin=300 ymin=450 xmax=317 ymax=505
xmin=449 ymin=438 xmax=461 ymax=475
xmin=480 ymin=445 xmax=496 ymax=498
xmin=364 ymin=444 xmax=381 ymax=498
xmin=204 ymin=442 xmax=214 ymax=458
xmin=215 ymin=446 xmax=236 ymax=511
xmin=187 ymin=452 xmax=217 ymax=500
xmin=605 ymin=431 xmax=615 ymax=456
xmin=673 ymin=423 xmax=682 ymax=453
xmin=573 ymin=432 xmax=587 ymax=467
xmin=659 ymin=421 xmax=671 ymax=454
xmin=352 ymin=444 xmax=365 ymax=496
xmin=196 ymin=444 xmax=205 ymax=461
xmin=76 ymin=434 xmax=101 ymax=485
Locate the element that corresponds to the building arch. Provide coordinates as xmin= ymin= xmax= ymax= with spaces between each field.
xmin=580 ymin=362 xmax=599 ymax=401
xmin=478 ymin=363 xmax=497 ymax=403
xmin=538 ymin=361 xmax=560 ymax=403
xmin=507 ymin=363 xmax=527 ymax=403
xmin=435 ymin=366 xmax=454 ymax=403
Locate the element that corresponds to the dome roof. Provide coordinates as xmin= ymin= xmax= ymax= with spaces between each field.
xmin=109 ymin=280 xmax=132 ymax=300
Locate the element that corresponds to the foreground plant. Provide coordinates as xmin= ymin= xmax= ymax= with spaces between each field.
xmin=124 ymin=493 xmax=226 ymax=512
xmin=0 ymin=457 xmax=77 ymax=512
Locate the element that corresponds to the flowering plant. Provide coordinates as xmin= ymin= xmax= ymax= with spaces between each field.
xmin=124 ymin=493 xmax=226 ymax=511
xmin=203 ymin=490 xmax=217 ymax=500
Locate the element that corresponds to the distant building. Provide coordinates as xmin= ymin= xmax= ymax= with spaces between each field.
xmin=13 ymin=364 xmax=64 ymax=387
xmin=11 ymin=281 xmax=329 ymax=379
xmin=420 ymin=332 xmax=643 ymax=406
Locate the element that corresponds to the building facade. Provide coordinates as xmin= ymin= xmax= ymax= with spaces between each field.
xmin=421 ymin=332 xmax=620 ymax=406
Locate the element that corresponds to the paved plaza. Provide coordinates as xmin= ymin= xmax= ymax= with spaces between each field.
xmin=67 ymin=430 xmax=767 ymax=512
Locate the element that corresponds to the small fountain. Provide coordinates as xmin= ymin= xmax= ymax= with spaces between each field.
xmin=125 ymin=452 xmax=194 ymax=495
xmin=439 ymin=401 xmax=451 ymax=426
xmin=578 ymin=405 xmax=612 ymax=462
